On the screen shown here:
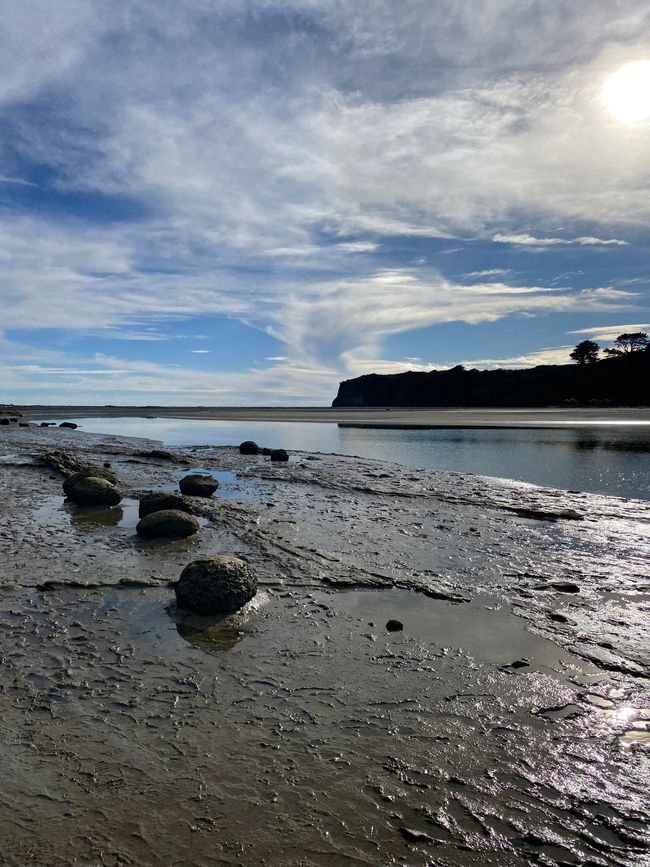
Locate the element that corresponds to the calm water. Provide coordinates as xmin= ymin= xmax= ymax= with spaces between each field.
xmin=53 ymin=416 xmax=650 ymax=500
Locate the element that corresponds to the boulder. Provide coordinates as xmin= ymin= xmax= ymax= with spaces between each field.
xmin=0 ymin=419 xmax=8 ymax=426
xmin=179 ymin=473 xmax=219 ymax=497
xmin=239 ymin=440 xmax=260 ymax=455
xmin=63 ymin=468 xmax=119 ymax=497
xmin=65 ymin=476 xmax=122 ymax=507
xmin=385 ymin=619 xmax=404 ymax=632
xmin=138 ymin=491 xmax=195 ymax=518
xmin=270 ymin=449 xmax=289 ymax=462
xmin=136 ymin=509 xmax=200 ymax=539
xmin=175 ymin=555 xmax=257 ymax=614
xmin=59 ymin=422 xmax=78 ymax=429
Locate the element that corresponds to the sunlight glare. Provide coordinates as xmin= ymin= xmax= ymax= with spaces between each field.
xmin=602 ymin=60 xmax=650 ymax=123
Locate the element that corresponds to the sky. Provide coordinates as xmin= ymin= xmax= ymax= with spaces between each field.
xmin=1 ymin=0 xmax=649 ymax=406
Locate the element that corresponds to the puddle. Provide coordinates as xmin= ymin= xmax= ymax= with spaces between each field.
xmin=32 ymin=495 xmax=208 ymax=534
xmin=330 ymin=589 xmax=599 ymax=677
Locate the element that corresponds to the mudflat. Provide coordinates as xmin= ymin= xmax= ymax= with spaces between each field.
xmin=14 ymin=403 xmax=650 ymax=427
xmin=0 ymin=424 xmax=648 ymax=865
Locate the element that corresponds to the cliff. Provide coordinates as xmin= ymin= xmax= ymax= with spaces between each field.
xmin=332 ymin=351 xmax=650 ymax=407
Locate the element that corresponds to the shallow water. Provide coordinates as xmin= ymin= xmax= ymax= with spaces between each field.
xmin=49 ymin=416 xmax=650 ymax=499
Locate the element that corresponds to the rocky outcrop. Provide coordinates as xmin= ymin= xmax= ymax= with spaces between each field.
xmin=39 ymin=451 xmax=118 ymax=484
xmin=136 ymin=509 xmax=200 ymax=538
xmin=179 ymin=473 xmax=219 ymax=497
xmin=175 ymin=556 xmax=257 ymax=614
xmin=65 ymin=476 xmax=122 ymax=507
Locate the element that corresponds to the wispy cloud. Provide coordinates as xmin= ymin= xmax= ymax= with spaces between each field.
xmin=493 ymin=234 xmax=629 ymax=247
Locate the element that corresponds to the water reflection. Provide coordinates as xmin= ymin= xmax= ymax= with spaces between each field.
xmin=169 ymin=605 xmax=245 ymax=653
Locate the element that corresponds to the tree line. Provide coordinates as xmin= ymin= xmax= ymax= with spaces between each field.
xmin=570 ymin=331 xmax=649 ymax=364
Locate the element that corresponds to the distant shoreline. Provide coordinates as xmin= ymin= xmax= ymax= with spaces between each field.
xmin=11 ymin=404 xmax=650 ymax=429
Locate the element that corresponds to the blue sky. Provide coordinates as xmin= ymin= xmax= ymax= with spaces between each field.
xmin=1 ymin=0 xmax=649 ymax=405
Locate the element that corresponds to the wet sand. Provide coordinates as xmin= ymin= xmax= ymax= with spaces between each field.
xmin=0 ymin=424 xmax=648 ymax=865
xmin=13 ymin=404 xmax=650 ymax=428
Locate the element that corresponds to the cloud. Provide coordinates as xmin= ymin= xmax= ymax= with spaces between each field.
xmin=462 ymin=268 xmax=511 ymax=278
xmin=493 ymin=234 xmax=629 ymax=247
xmin=569 ymin=322 xmax=650 ymax=341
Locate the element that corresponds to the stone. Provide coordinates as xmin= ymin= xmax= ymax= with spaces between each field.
xmin=138 ymin=491 xmax=195 ymax=518
xmin=386 ymin=619 xmax=403 ymax=632
xmin=65 ymin=476 xmax=122 ymax=507
xmin=179 ymin=473 xmax=219 ymax=497
xmin=239 ymin=440 xmax=260 ymax=455
xmin=63 ymin=468 xmax=119 ymax=497
xmin=270 ymin=449 xmax=289 ymax=462
xmin=136 ymin=509 xmax=200 ymax=539
xmin=59 ymin=422 xmax=78 ymax=429
xmin=175 ymin=555 xmax=257 ymax=614
xmin=0 ymin=419 xmax=8 ymax=425
xmin=40 ymin=451 xmax=118 ymax=484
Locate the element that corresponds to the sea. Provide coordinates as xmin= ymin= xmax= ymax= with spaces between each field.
xmin=49 ymin=416 xmax=650 ymax=501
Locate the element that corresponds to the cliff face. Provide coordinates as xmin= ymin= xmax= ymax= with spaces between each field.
xmin=332 ymin=352 xmax=650 ymax=407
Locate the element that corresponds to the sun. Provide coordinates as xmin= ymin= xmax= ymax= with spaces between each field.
xmin=602 ymin=60 xmax=650 ymax=123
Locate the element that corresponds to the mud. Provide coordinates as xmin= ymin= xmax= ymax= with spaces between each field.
xmin=0 ymin=425 xmax=648 ymax=866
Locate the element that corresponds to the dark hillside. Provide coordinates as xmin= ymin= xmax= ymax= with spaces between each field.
xmin=332 ymin=352 xmax=650 ymax=407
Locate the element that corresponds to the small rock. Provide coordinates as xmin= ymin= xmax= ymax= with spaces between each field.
xmin=270 ymin=449 xmax=289 ymax=462
xmin=399 ymin=827 xmax=436 ymax=844
xmin=386 ymin=619 xmax=404 ymax=632
xmin=175 ymin=555 xmax=258 ymax=614
xmin=547 ymin=612 xmax=569 ymax=623
xmin=136 ymin=509 xmax=200 ymax=539
xmin=239 ymin=440 xmax=260 ymax=455
xmin=0 ymin=419 xmax=9 ymax=426
xmin=138 ymin=491 xmax=195 ymax=518
xmin=179 ymin=473 xmax=219 ymax=497
xmin=507 ymin=658 xmax=530 ymax=669
xmin=59 ymin=422 xmax=78 ymax=429
xmin=65 ymin=476 xmax=122 ymax=507
xmin=549 ymin=582 xmax=580 ymax=593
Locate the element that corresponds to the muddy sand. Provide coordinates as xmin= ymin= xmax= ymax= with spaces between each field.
xmin=0 ymin=424 xmax=648 ymax=866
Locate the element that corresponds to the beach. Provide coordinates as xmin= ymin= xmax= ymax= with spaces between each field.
xmin=0 ymin=423 xmax=648 ymax=865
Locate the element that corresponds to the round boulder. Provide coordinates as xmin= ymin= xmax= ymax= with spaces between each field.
xmin=386 ymin=619 xmax=404 ymax=632
xmin=239 ymin=440 xmax=260 ymax=455
xmin=65 ymin=476 xmax=122 ymax=507
xmin=138 ymin=491 xmax=194 ymax=518
xmin=270 ymin=448 xmax=289 ymax=462
xmin=136 ymin=509 xmax=199 ymax=539
xmin=175 ymin=555 xmax=257 ymax=614
xmin=59 ymin=422 xmax=78 ymax=429
xmin=179 ymin=473 xmax=219 ymax=497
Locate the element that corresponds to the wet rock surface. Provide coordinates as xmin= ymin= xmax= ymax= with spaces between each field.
xmin=176 ymin=555 xmax=258 ymax=614
xmin=0 ymin=425 xmax=648 ymax=866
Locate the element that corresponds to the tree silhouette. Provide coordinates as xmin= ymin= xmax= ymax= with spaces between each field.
xmin=603 ymin=331 xmax=649 ymax=356
xmin=570 ymin=339 xmax=599 ymax=364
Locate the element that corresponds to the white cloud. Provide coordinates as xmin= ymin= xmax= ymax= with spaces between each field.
xmin=493 ymin=234 xmax=628 ymax=247
xmin=569 ymin=322 xmax=650 ymax=341
xmin=462 ymin=268 xmax=510 ymax=278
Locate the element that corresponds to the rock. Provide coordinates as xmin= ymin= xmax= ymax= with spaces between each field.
xmin=175 ymin=555 xmax=257 ymax=614
xmin=270 ymin=449 xmax=289 ymax=462
xmin=138 ymin=491 xmax=195 ymax=518
xmin=65 ymin=476 xmax=122 ymax=507
xmin=39 ymin=451 xmax=118 ymax=484
xmin=134 ymin=449 xmax=191 ymax=464
xmin=19 ymin=422 xmax=29 ymax=427
xmin=239 ymin=440 xmax=260 ymax=455
xmin=386 ymin=619 xmax=403 ymax=632
xmin=63 ymin=468 xmax=119 ymax=496
xmin=179 ymin=473 xmax=219 ymax=497
xmin=59 ymin=422 xmax=78 ymax=429
xmin=0 ymin=419 xmax=9 ymax=425
xmin=136 ymin=509 xmax=200 ymax=539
